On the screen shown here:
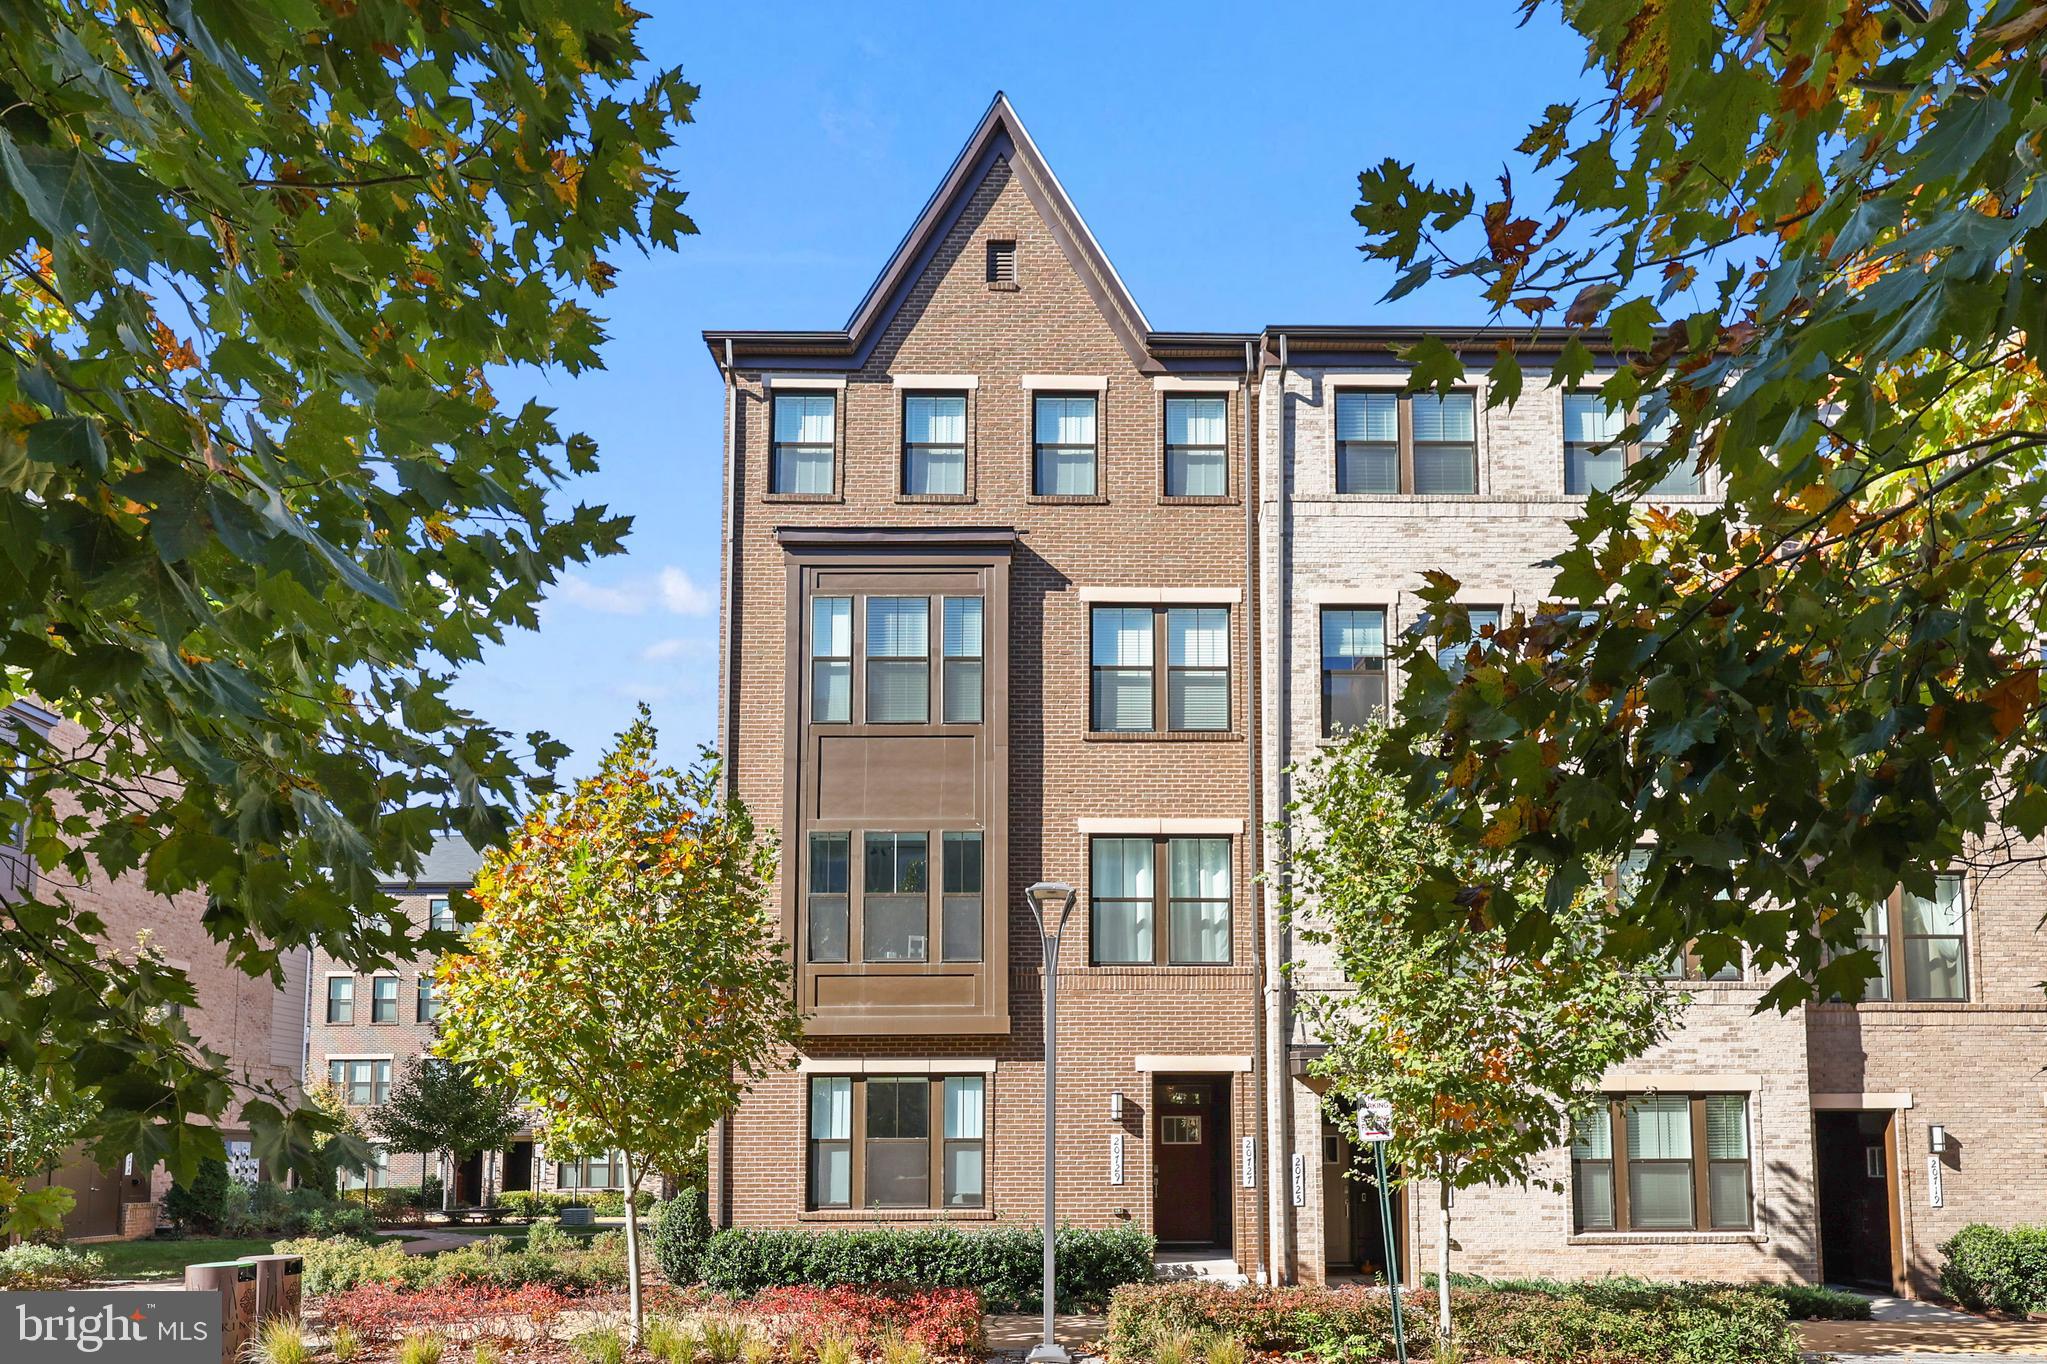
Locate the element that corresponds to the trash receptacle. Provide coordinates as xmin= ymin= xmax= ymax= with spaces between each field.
xmin=559 ymin=1205 xmax=595 ymax=1227
xmin=184 ymin=1259 xmax=259 ymax=1364
xmin=239 ymin=1252 xmax=304 ymax=1323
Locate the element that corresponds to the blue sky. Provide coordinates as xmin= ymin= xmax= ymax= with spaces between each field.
xmin=449 ymin=1 xmax=1601 ymax=776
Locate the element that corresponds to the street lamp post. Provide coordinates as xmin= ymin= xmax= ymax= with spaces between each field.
xmin=1025 ymin=881 xmax=1078 ymax=1364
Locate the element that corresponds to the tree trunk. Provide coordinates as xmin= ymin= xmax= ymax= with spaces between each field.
xmin=441 ymin=1152 xmax=452 ymax=1212
xmin=1436 ymin=1161 xmax=1453 ymax=1346
xmin=620 ymin=1152 xmax=644 ymax=1345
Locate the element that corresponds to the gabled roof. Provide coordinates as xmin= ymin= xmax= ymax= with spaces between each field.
xmin=704 ymin=93 xmax=1171 ymax=373
xmin=377 ymin=836 xmax=485 ymax=890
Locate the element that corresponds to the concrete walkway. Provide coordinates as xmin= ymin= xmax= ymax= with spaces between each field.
xmin=984 ymin=1313 xmax=1108 ymax=1361
xmin=1800 ymin=1286 xmax=2047 ymax=1361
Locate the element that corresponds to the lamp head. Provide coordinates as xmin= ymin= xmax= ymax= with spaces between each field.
xmin=1025 ymin=881 xmax=1078 ymax=937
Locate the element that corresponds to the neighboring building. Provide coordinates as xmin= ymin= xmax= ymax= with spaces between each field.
xmin=2 ymin=699 xmax=305 ymax=1240
xmin=705 ymin=95 xmax=1267 ymax=1278
xmin=709 ymin=91 xmax=2047 ymax=1300
xmin=305 ymin=840 xmax=569 ymax=1202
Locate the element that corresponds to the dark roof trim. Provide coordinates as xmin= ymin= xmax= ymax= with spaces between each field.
xmin=776 ymin=526 xmax=1021 ymax=549
xmin=1271 ymin=324 xmax=1615 ymax=354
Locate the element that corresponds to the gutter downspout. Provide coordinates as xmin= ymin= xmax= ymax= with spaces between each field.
xmin=1261 ymin=334 xmax=1291 ymax=1283
xmin=1241 ymin=339 xmax=1270 ymax=1285
xmin=714 ymin=337 xmax=739 ymax=1228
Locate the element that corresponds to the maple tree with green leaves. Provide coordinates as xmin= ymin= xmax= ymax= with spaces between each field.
xmin=1286 ymin=724 xmax=1679 ymax=1341
xmin=0 ymin=2 xmax=693 ymax=1180
xmin=368 ymin=1058 xmax=522 ymax=1212
xmin=434 ymin=709 xmax=802 ymax=1343
xmin=1356 ymin=0 xmax=2047 ymax=1006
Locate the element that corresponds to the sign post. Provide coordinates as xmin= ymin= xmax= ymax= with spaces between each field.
xmin=1358 ymin=1100 xmax=1407 ymax=1364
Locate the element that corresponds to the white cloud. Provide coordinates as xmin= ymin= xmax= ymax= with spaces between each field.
xmin=641 ymin=637 xmax=714 ymax=663
xmin=551 ymin=565 xmax=714 ymax=618
xmin=658 ymin=567 xmax=714 ymax=617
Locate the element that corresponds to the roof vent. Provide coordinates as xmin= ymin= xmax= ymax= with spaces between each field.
xmin=986 ymin=239 xmax=1017 ymax=287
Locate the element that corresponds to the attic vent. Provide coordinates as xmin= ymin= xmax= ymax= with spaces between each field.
xmin=986 ymin=239 xmax=1017 ymax=287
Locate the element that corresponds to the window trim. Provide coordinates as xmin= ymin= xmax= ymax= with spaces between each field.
xmin=769 ymin=390 xmax=838 ymax=497
xmin=325 ymin=975 xmax=355 ymax=1025
xmin=1089 ymin=604 xmax=1232 ymax=734
xmin=1563 ymin=387 xmax=1702 ymax=497
xmin=805 ymin=1073 xmax=988 ymax=1211
xmin=1088 ymin=834 xmax=1234 ymax=967
xmin=1161 ymin=393 xmax=1231 ymax=499
xmin=899 ymin=390 xmax=972 ymax=499
xmin=1032 ymin=391 xmax=1101 ymax=497
xmin=369 ymin=974 xmax=399 ymax=1024
xmin=1572 ymin=1093 xmax=1754 ymax=1233
xmin=1331 ymin=388 xmax=1478 ymax=495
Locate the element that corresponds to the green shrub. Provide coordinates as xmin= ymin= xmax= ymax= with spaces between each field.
xmin=163 ymin=1159 xmax=230 ymax=1232
xmin=330 ymin=1324 xmax=360 ymax=1362
xmin=1433 ymin=1273 xmax=1872 ymax=1322
xmin=1939 ymin=1223 xmax=2047 ymax=1315
xmin=653 ymin=1189 xmax=711 ymax=1285
xmin=497 ymin=1191 xmax=574 ymax=1222
xmin=0 ymin=1243 xmax=105 ymax=1290
xmin=1104 ymin=1280 xmax=1801 ymax=1364
xmin=251 ymin=1317 xmax=312 ymax=1364
xmin=396 ymin=1332 xmax=446 ymax=1364
xmin=571 ymin=1326 xmax=626 ymax=1364
xmin=700 ymin=1223 xmax=1155 ymax=1312
xmin=271 ymin=1235 xmax=418 ymax=1295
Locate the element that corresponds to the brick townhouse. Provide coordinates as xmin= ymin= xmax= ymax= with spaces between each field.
xmin=2 ymin=698 xmax=305 ymax=1240
xmin=303 ymin=839 xmax=620 ymax=1203
xmin=706 ymin=92 xmax=2047 ymax=1300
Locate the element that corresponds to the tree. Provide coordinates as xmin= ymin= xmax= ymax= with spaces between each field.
xmin=0 ymin=1063 xmax=95 ymax=1241
xmin=300 ymin=1076 xmax=373 ymax=1196
xmin=368 ymin=1059 xmax=521 ymax=1212
xmin=434 ymin=709 xmax=803 ymax=1343
xmin=1285 ymin=725 xmax=1680 ymax=1341
xmin=0 ymin=3 xmax=694 ymax=1177
xmin=1351 ymin=2 xmax=2047 ymax=1006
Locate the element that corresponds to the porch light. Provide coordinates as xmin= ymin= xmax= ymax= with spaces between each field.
xmin=1929 ymin=1124 xmax=1947 ymax=1155
xmin=1110 ymin=1090 xmax=1124 ymax=1121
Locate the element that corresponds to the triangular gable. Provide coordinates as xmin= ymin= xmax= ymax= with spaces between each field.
xmin=841 ymin=92 xmax=1157 ymax=372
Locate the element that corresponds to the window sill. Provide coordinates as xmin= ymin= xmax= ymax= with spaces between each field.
xmin=1158 ymin=495 xmax=1240 ymax=507
xmin=799 ymin=1207 xmax=996 ymax=1222
xmin=987 ymin=281 xmax=1020 ymax=293
xmin=1085 ymin=730 xmax=1243 ymax=743
xmin=1567 ymin=1231 xmax=1764 ymax=1246
xmin=764 ymin=491 xmax=843 ymax=504
xmin=1810 ymin=998 xmax=1974 ymax=1010
xmin=1028 ymin=494 xmax=1110 ymax=505
xmin=897 ymin=493 xmax=975 ymax=505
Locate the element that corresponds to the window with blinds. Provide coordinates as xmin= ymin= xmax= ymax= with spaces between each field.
xmin=865 ymin=597 xmax=930 ymax=724
xmin=1434 ymin=604 xmax=1502 ymax=673
xmin=1335 ymin=392 xmax=1399 ymax=493
xmin=1564 ymin=390 xmax=1701 ymax=498
xmin=807 ymin=1074 xmax=986 ymax=1211
xmin=771 ymin=393 xmax=835 ymax=494
xmin=1164 ymin=396 xmax=1228 ymax=496
xmin=1411 ymin=392 xmax=1477 ymax=493
xmin=1091 ymin=604 xmax=1230 ymax=733
xmin=942 ymin=597 xmax=983 ymax=724
xmin=1034 ymin=394 xmax=1098 ymax=495
xmin=1571 ymin=1093 xmax=1753 ymax=1232
xmin=1091 ymin=607 xmax=1154 ymax=732
xmin=1167 ymin=608 xmax=1229 ymax=731
xmin=1320 ymin=608 xmax=1387 ymax=736
xmin=902 ymin=393 xmax=967 ymax=495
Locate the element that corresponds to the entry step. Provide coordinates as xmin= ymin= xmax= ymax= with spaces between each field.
xmin=1154 ymin=1249 xmax=1247 ymax=1286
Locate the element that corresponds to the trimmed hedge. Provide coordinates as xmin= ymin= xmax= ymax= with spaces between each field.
xmin=1438 ymin=1273 xmax=1872 ymax=1322
xmin=700 ymin=1224 xmax=1155 ymax=1312
xmin=1105 ymin=1280 xmax=1802 ymax=1364
xmin=1939 ymin=1223 xmax=2047 ymax=1315
xmin=652 ymin=1188 xmax=711 ymax=1285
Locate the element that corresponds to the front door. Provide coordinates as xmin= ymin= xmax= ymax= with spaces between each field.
xmin=1154 ymin=1078 xmax=1226 ymax=1245
xmin=457 ymin=1150 xmax=485 ymax=1205
xmin=1815 ymin=1111 xmax=1897 ymax=1289
xmin=501 ymin=1142 xmax=534 ymax=1193
xmin=51 ymin=1157 xmax=122 ymax=1239
xmin=1321 ymin=1124 xmax=1353 ymax=1265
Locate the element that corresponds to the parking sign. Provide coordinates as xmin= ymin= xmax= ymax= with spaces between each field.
xmin=1358 ymin=1098 xmax=1394 ymax=1143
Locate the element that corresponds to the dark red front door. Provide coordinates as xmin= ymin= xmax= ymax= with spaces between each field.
xmin=1154 ymin=1079 xmax=1223 ymax=1244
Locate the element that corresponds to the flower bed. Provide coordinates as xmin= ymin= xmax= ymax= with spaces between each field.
xmin=321 ymin=1281 xmax=577 ymax=1341
xmin=1105 ymin=1280 xmax=1802 ymax=1364
xmin=741 ymin=1285 xmax=983 ymax=1358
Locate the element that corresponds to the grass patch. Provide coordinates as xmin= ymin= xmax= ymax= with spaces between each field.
xmin=93 ymin=1235 xmax=397 ymax=1282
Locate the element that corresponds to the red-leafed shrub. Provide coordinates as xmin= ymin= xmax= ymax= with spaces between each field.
xmin=742 ymin=1285 xmax=984 ymax=1358
xmin=320 ymin=1282 xmax=575 ymax=1340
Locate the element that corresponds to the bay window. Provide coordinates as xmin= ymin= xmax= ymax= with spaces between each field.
xmin=862 ymin=832 xmax=928 ymax=962
xmin=807 ymin=832 xmax=851 ymax=964
xmin=865 ymin=597 xmax=930 ymax=724
xmin=942 ymin=597 xmax=983 ymax=724
xmin=811 ymin=597 xmax=852 ymax=724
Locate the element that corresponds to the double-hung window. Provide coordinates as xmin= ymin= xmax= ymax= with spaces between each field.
xmin=865 ymin=597 xmax=930 ymax=724
xmin=1571 ymin=1093 xmax=1752 ymax=1232
xmin=1035 ymin=394 xmax=1098 ymax=495
xmin=941 ymin=831 xmax=983 ymax=963
xmin=1090 ymin=835 xmax=1231 ymax=965
xmin=1335 ymin=392 xmax=1399 ymax=493
xmin=1614 ymin=848 xmax=1742 ymax=981
xmin=1090 ymin=605 xmax=1230 ymax=733
xmin=416 ymin=976 xmax=439 ymax=1023
xmin=1833 ymin=874 xmax=1968 ymax=1002
xmin=326 ymin=977 xmax=354 ymax=1025
xmin=902 ymin=393 xmax=967 ymax=495
xmin=429 ymin=896 xmax=456 ymax=932
xmin=771 ymin=393 xmax=836 ymax=495
xmin=862 ymin=832 xmax=928 ymax=962
xmin=807 ymin=832 xmax=851 ymax=964
xmin=371 ymin=975 xmax=399 ymax=1024
xmin=1320 ymin=608 xmax=1387 ymax=736
xmin=812 ymin=597 xmax=852 ymax=723
xmin=942 ymin=597 xmax=983 ymax=724
xmin=1564 ymin=390 xmax=1702 ymax=497
xmin=807 ymin=1074 xmax=987 ymax=1210
xmin=1411 ymin=392 xmax=1478 ymax=493
xmin=1164 ymin=396 xmax=1228 ymax=496
xmin=1435 ymin=605 xmax=1502 ymax=673
xmin=1334 ymin=390 xmax=1476 ymax=494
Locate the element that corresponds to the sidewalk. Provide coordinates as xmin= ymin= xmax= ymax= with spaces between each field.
xmin=984 ymin=1313 xmax=1108 ymax=1362
xmin=1799 ymin=1289 xmax=2047 ymax=1361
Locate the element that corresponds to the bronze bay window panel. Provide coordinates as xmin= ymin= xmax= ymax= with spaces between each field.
xmin=807 ymin=831 xmax=851 ymax=963
xmin=942 ymin=597 xmax=983 ymax=724
xmin=1090 ymin=835 xmax=1232 ymax=966
xmin=1570 ymin=1094 xmax=1754 ymax=1233
xmin=771 ymin=392 xmax=836 ymax=494
xmin=865 ymin=597 xmax=930 ymax=724
xmin=811 ymin=597 xmax=852 ymax=724
xmin=941 ymin=831 xmax=983 ymax=963
xmin=807 ymin=1074 xmax=986 ymax=1211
